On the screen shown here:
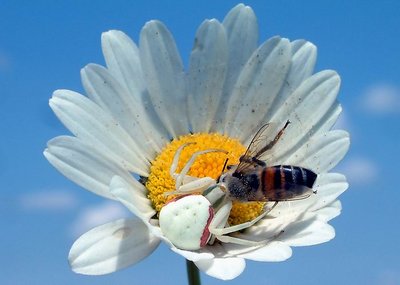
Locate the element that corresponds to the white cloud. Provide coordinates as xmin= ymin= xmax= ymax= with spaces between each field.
xmin=362 ymin=84 xmax=400 ymax=114
xmin=19 ymin=190 xmax=78 ymax=211
xmin=376 ymin=269 xmax=400 ymax=285
xmin=337 ymin=157 xmax=378 ymax=186
xmin=69 ymin=201 xmax=131 ymax=237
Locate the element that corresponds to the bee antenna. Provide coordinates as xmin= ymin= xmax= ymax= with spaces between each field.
xmin=221 ymin=158 xmax=229 ymax=174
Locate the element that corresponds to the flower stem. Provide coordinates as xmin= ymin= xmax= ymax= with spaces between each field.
xmin=186 ymin=259 xmax=201 ymax=285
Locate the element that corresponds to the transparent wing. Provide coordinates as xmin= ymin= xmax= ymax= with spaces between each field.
xmin=262 ymin=185 xmax=314 ymax=202
xmin=236 ymin=121 xmax=290 ymax=173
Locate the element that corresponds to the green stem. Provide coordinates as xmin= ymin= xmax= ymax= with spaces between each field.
xmin=186 ymin=259 xmax=201 ymax=285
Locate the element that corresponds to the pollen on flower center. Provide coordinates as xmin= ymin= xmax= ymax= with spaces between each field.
xmin=145 ymin=132 xmax=265 ymax=225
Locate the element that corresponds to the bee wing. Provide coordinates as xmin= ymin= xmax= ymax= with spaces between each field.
xmin=236 ymin=122 xmax=285 ymax=173
xmin=264 ymin=185 xmax=314 ymax=202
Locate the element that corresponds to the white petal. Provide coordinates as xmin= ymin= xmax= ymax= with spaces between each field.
xmin=322 ymin=102 xmax=343 ymax=132
xmin=213 ymin=4 xmax=258 ymax=132
xmin=287 ymin=130 xmax=350 ymax=173
xmin=287 ymin=40 xmax=317 ymax=89
xmin=69 ymin=218 xmax=160 ymax=275
xmin=139 ymin=20 xmax=189 ymax=138
xmin=314 ymin=200 xmax=342 ymax=222
xmin=280 ymin=219 xmax=335 ymax=246
xmin=171 ymin=247 xmax=214 ymax=262
xmin=146 ymin=223 xmax=172 ymax=243
xmin=44 ymin=136 xmax=137 ymax=200
xmin=270 ymin=197 xmax=320 ymax=224
xmin=311 ymin=173 xmax=348 ymax=211
xmin=270 ymin=172 xmax=347 ymax=215
xmin=225 ymin=241 xmax=292 ymax=262
xmin=187 ymin=19 xmax=227 ymax=133
xmin=246 ymin=212 xmax=306 ymax=238
xmin=101 ymin=31 xmax=170 ymax=151
xmin=223 ymin=4 xmax=258 ymax=72
xmin=225 ymin=37 xmax=291 ymax=139
xmin=269 ymin=70 xmax=341 ymax=163
xmin=262 ymin=40 xmax=317 ymax=125
xmin=110 ymin=176 xmax=155 ymax=222
xmin=101 ymin=30 xmax=145 ymax=97
xmin=81 ymin=64 xmax=164 ymax=158
xmin=195 ymin=257 xmax=245 ymax=280
xmin=49 ymin=90 xmax=149 ymax=176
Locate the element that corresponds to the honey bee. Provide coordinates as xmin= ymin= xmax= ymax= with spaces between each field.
xmin=219 ymin=121 xmax=317 ymax=202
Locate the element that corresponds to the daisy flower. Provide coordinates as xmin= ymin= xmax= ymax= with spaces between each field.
xmin=44 ymin=3 xmax=349 ymax=281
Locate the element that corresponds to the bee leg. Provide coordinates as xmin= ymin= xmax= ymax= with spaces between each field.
xmin=210 ymin=202 xmax=278 ymax=236
xmin=175 ymin=148 xmax=227 ymax=189
xmin=252 ymin=157 xmax=266 ymax=166
xmin=256 ymin=120 xmax=291 ymax=156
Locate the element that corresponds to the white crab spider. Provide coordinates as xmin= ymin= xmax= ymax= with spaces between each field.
xmin=159 ymin=143 xmax=278 ymax=250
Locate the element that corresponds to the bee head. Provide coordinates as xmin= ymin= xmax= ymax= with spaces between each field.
xmin=232 ymin=171 xmax=243 ymax=179
xmin=216 ymin=171 xmax=247 ymax=201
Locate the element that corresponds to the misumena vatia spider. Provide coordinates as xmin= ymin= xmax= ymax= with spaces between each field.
xmin=159 ymin=143 xmax=278 ymax=251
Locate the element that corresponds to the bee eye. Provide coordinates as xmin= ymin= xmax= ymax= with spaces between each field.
xmin=232 ymin=172 xmax=242 ymax=179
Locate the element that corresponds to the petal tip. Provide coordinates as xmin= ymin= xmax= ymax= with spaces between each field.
xmin=101 ymin=29 xmax=122 ymax=40
xmin=233 ymin=3 xmax=255 ymax=15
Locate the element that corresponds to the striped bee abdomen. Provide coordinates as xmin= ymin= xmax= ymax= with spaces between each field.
xmin=261 ymin=165 xmax=317 ymax=201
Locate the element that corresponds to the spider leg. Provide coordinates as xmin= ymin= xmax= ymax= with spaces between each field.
xmin=175 ymin=148 xmax=227 ymax=188
xmin=169 ymin=142 xmax=195 ymax=177
xmin=207 ymin=200 xmax=232 ymax=245
xmin=216 ymin=230 xmax=285 ymax=247
xmin=163 ymin=177 xmax=215 ymax=196
xmin=217 ymin=234 xmax=269 ymax=246
xmin=210 ymin=202 xmax=278 ymax=236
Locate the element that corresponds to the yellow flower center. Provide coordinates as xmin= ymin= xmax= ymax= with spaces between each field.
xmin=146 ymin=132 xmax=265 ymax=225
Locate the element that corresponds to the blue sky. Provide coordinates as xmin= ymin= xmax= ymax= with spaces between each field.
xmin=1 ymin=1 xmax=400 ymax=284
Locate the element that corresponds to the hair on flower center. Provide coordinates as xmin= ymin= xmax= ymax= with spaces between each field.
xmin=146 ymin=133 xmax=265 ymax=225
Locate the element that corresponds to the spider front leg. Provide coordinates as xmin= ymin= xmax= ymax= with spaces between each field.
xmin=174 ymin=148 xmax=226 ymax=189
xmin=169 ymin=142 xmax=195 ymax=178
xmin=164 ymin=177 xmax=216 ymax=196
xmin=167 ymin=143 xmax=226 ymax=195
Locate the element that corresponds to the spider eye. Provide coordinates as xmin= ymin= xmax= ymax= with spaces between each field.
xmin=227 ymin=165 xmax=233 ymax=170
